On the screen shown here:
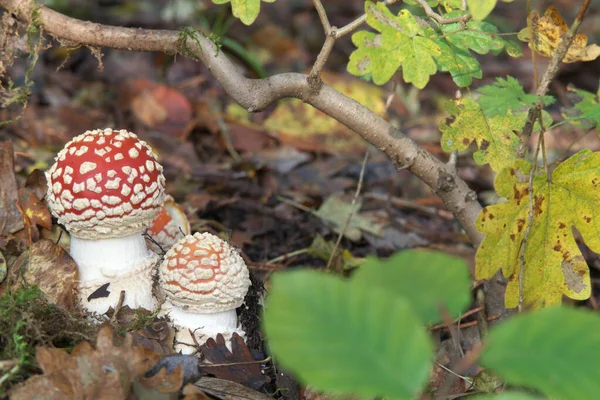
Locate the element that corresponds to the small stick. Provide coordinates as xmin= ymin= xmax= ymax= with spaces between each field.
xmin=326 ymin=152 xmax=369 ymax=272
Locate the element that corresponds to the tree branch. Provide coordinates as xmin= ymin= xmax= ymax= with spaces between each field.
xmin=0 ymin=0 xmax=484 ymax=246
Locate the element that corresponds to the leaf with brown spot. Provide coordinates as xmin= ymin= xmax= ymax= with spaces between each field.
xmin=17 ymin=187 xmax=52 ymax=243
xmin=476 ymin=150 xmax=600 ymax=308
xmin=517 ymin=6 xmax=600 ymax=63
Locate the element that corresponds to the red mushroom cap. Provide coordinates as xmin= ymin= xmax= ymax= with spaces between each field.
xmin=159 ymin=232 xmax=251 ymax=313
xmin=46 ymin=128 xmax=166 ymax=239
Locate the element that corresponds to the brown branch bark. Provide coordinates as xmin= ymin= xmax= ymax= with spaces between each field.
xmin=0 ymin=0 xmax=484 ymax=246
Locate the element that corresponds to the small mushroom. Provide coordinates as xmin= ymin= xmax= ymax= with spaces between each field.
xmin=45 ymin=128 xmax=166 ymax=314
xmin=146 ymin=195 xmax=190 ymax=254
xmin=158 ymin=232 xmax=251 ymax=354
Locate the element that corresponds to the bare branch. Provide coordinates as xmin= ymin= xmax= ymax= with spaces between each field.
xmin=0 ymin=0 xmax=484 ymax=246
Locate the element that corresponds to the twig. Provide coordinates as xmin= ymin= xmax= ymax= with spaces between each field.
xmin=207 ymin=96 xmax=241 ymax=163
xmin=265 ymin=248 xmax=309 ymax=265
xmin=110 ymin=290 xmax=126 ymax=323
xmin=518 ymin=111 xmax=546 ymax=312
xmin=326 ymin=152 xmax=369 ymax=272
xmin=516 ymin=0 xmax=592 ymax=158
xmin=413 ymin=0 xmax=471 ymax=24
xmin=202 ymin=355 xmax=271 ymax=368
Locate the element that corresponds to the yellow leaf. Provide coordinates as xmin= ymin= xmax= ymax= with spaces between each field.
xmin=475 ymin=151 xmax=600 ymax=309
xmin=264 ymin=72 xmax=386 ymax=154
xmin=517 ymin=6 xmax=600 ymax=63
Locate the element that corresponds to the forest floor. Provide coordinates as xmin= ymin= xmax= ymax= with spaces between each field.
xmin=2 ymin=0 xmax=600 ymax=399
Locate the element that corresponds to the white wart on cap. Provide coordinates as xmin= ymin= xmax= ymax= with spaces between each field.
xmin=159 ymin=232 xmax=251 ymax=354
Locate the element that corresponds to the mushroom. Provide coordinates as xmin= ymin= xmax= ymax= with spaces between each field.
xmin=158 ymin=232 xmax=251 ymax=354
xmin=45 ymin=128 xmax=166 ymax=315
xmin=146 ymin=195 xmax=190 ymax=254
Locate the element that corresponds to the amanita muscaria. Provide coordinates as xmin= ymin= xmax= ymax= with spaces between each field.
xmin=146 ymin=195 xmax=190 ymax=254
xmin=45 ymin=128 xmax=165 ymax=314
xmin=158 ymin=232 xmax=251 ymax=354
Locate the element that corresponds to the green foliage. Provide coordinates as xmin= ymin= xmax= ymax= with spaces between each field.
xmin=347 ymin=2 xmax=441 ymax=89
xmin=481 ymin=307 xmax=600 ymax=399
xmin=467 ymin=0 xmax=497 ymax=21
xmin=264 ymin=250 xmax=600 ymax=398
xmin=212 ymin=0 xmax=275 ymax=25
xmin=352 ymin=251 xmax=471 ymax=324
xmin=440 ymin=98 xmax=523 ymax=172
xmin=565 ymin=87 xmax=600 ymax=129
xmin=348 ymin=3 xmax=520 ymax=88
xmin=477 ymin=76 xmax=555 ymax=118
xmin=263 ymin=269 xmax=433 ymax=400
xmin=475 ymin=150 xmax=600 ymax=308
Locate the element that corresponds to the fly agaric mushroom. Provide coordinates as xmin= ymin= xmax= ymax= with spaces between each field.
xmin=45 ymin=128 xmax=166 ymax=314
xmin=158 ymin=232 xmax=251 ymax=354
xmin=146 ymin=195 xmax=190 ymax=254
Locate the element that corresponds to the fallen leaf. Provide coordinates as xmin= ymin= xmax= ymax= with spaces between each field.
xmin=517 ymin=6 xmax=600 ymax=63
xmin=126 ymin=79 xmax=193 ymax=138
xmin=192 ymin=377 xmax=273 ymax=400
xmin=0 ymin=141 xmax=24 ymax=235
xmin=200 ymin=333 xmax=268 ymax=391
xmin=314 ymin=194 xmax=385 ymax=242
xmin=0 ymin=250 xmax=6 ymax=284
xmin=264 ymin=72 xmax=385 ymax=154
xmin=11 ymin=239 xmax=77 ymax=310
xmin=17 ymin=187 xmax=53 ymax=243
xmin=10 ymin=326 xmax=161 ymax=400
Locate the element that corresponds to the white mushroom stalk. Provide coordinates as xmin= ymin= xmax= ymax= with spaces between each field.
xmin=46 ymin=128 xmax=166 ymax=315
xmin=159 ymin=232 xmax=251 ymax=354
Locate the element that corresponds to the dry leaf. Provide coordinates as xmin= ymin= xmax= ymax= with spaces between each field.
xmin=200 ymin=333 xmax=268 ymax=391
xmin=10 ymin=239 xmax=77 ymax=309
xmin=17 ymin=187 xmax=52 ymax=243
xmin=517 ymin=6 xmax=600 ymax=63
xmin=10 ymin=326 xmax=158 ymax=400
xmin=0 ymin=141 xmax=24 ymax=235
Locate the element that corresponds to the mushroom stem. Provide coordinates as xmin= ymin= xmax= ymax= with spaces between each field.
xmin=71 ymin=232 xmax=152 ymax=281
xmin=164 ymin=302 xmax=241 ymax=354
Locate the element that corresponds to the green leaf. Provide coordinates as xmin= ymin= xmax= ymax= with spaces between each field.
xmin=431 ymin=35 xmax=482 ymax=87
xmin=565 ymin=87 xmax=600 ymax=128
xmin=352 ymin=250 xmax=471 ymax=324
xmin=481 ymin=307 xmax=600 ymax=399
xmin=441 ymin=20 xmax=504 ymax=54
xmin=347 ymin=2 xmax=440 ymax=88
xmin=467 ymin=0 xmax=497 ymax=21
xmin=212 ymin=0 xmax=274 ymax=25
xmin=476 ymin=151 xmax=600 ymax=308
xmin=477 ymin=76 xmax=555 ymax=118
xmin=474 ymin=393 xmax=543 ymax=400
xmin=440 ymin=98 xmax=522 ymax=171
xmin=263 ymin=270 xmax=433 ymax=399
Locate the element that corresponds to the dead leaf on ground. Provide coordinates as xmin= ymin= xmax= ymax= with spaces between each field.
xmin=10 ymin=239 xmax=77 ymax=310
xmin=200 ymin=333 xmax=268 ymax=391
xmin=517 ymin=6 xmax=600 ymax=63
xmin=24 ymin=169 xmax=49 ymax=200
xmin=0 ymin=141 xmax=24 ymax=235
xmin=191 ymin=377 xmax=273 ymax=400
xmin=306 ymin=235 xmax=365 ymax=270
xmin=17 ymin=187 xmax=52 ymax=243
xmin=314 ymin=194 xmax=385 ymax=242
xmin=10 ymin=326 xmax=167 ymax=400
xmin=264 ymin=72 xmax=386 ymax=154
xmin=125 ymin=79 xmax=193 ymax=139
